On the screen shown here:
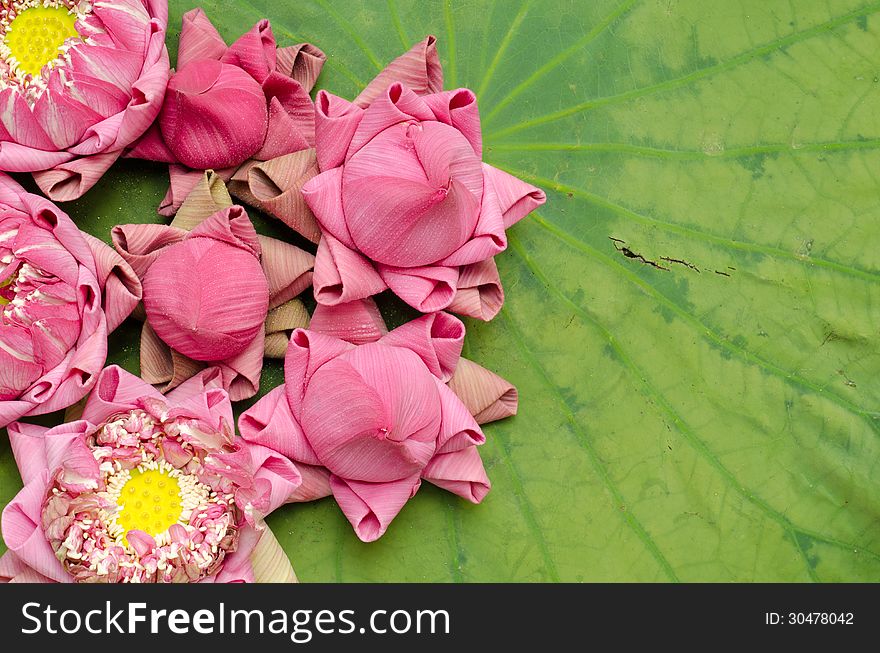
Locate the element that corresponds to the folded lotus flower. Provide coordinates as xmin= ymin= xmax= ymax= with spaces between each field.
xmin=296 ymin=37 xmax=546 ymax=320
xmin=112 ymin=175 xmax=314 ymax=401
xmin=239 ymin=300 xmax=519 ymax=542
xmin=0 ymin=174 xmax=140 ymax=428
xmin=0 ymin=366 xmax=301 ymax=583
xmin=0 ymin=0 xmax=169 ymax=201
xmin=128 ymin=8 xmax=326 ymax=236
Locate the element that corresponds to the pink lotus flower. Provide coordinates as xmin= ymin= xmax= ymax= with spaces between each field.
xmin=240 ymin=300 xmax=519 ymax=542
xmin=129 ymin=8 xmax=326 ymax=231
xmin=0 ymin=0 xmax=170 ymax=201
xmin=300 ymin=37 xmax=546 ymax=320
xmin=112 ymin=193 xmax=314 ymax=401
xmin=0 ymin=174 xmax=140 ymax=428
xmin=0 ymin=366 xmax=301 ymax=583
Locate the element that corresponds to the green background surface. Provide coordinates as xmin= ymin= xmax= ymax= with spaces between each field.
xmin=3 ymin=0 xmax=880 ymax=581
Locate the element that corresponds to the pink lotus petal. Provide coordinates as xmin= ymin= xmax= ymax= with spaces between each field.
xmin=82 ymin=365 xmax=165 ymax=425
xmin=260 ymin=72 xmax=315 ymax=151
xmin=247 ymin=442 xmax=303 ymax=513
xmin=7 ymin=422 xmax=50 ymax=486
xmin=34 ymin=80 xmax=104 ymax=149
xmin=341 ymin=122 xmax=482 ymax=267
xmin=243 ymin=151 xmax=322 ymax=243
xmin=33 ymin=150 xmax=123 ymax=203
xmin=423 ymin=88 xmax=482 ymax=157
xmin=0 ymin=89 xmax=55 ymax=150
xmin=302 ymin=167 xmax=355 ymax=247
xmin=422 ymin=445 xmax=490 ymax=503
xmin=330 ymin=474 xmax=421 ymax=542
xmin=303 ymin=344 xmax=441 ymax=483
xmin=283 ymin=329 xmax=354 ymax=418
xmin=111 ymin=222 xmax=188 ymax=278
xmin=126 ymin=123 xmax=177 ymax=163
xmin=1 ymin=473 xmax=71 ymax=583
xmin=210 ymin=524 xmax=258 ymax=583
xmin=221 ymin=20 xmax=277 ymax=85
xmin=448 ymin=357 xmax=519 ymax=425
xmin=275 ymin=43 xmax=326 ymax=92
xmin=178 ymin=8 xmax=228 ymax=68
xmin=142 ymin=209 xmax=269 ymax=362
xmin=160 ymin=59 xmax=269 ymax=170
xmin=348 ymin=83 xmax=435 ymax=156
xmin=239 ymin=385 xmax=320 ymax=465
xmin=447 ymin=258 xmax=504 ymax=321
xmin=258 ymin=96 xmax=311 ymax=160
xmin=211 ymin=331 xmax=266 ymax=402
xmin=313 ymin=233 xmax=387 ymax=306
xmin=313 ymin=91 xmax=364 ymax=171
xmin=80 ymin=233 xmax=142 ymax=332
xmin=0 ymin=142 xmax=75 ymax=173
xmin=355 ymin=35 xmax=443 ymax=107
xmin=379 ymin=312 xmax=464 ymax=382
xmin=434 ymin=379 xmax=485 ymax=453
xmin=126 ymin=530 xmax=157 ymax=557
xmin=482 ymin=164 xmax=547 ymax=228
xmin=159 ymin=165 xmax=219 ymax=217
xmin=0 ymin=550 xmax=52 ymax=583
xmin=309 ymin=298 xmax=388 ymax=345
xmin=378 ymin=264 xmax=459 ymax=314
xmin=289 ymin=463 xmax=332 ymax=502
xmin=258 ymin=234 xmax=315 ymax=309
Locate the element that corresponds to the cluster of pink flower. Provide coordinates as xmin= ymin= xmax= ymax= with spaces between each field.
xmin=0 ymin=2 xmax=544 ymax=583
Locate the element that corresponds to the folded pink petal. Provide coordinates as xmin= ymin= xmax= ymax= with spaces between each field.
xmin=302 ymin=166 xmax=355 ymax=247
xmin=258 ymin=234 xmax=315 ymax=309
xmin=289 ymin=463 xmax=332 ymax=502
xmin=32 ymin=150 xmax=122 ymax=202
xmin=434 ymin=379 xmax=485 ymax=453
xmin=239 ymin=385 xmax=320 ymax=465
xmin=80 ymin=233 xmax=142 ymax=332
xmin=482 ymin=164 xmax=547 ymax=228
xmin=423 ymin=88 xmax=482 ymax=157
xmin=0 ymin=550 xmax=52 ymax=583
xmin=247 ymin=442 xmax=303 ymax=514
xmin=283 ymin=329 xmax=355 ymax=418
xmin=111 ymin=222 xmax=188 ymax=278
xmin=313 ymin=234 xmax=387 ymax=306
xmin=313 ymin=91 xmax=364 ymax=171
xmin=81 ymin=365 xmax=164 ymax=425
xmin=348 ymin=83 xmax=435 ymax=156
xmin=1 ymin=473 xmax=71 ymax=582
xmin=160 ymin=59 xmax=269 ymax=170
xmin=301 ymin=346 xmax=439 ymax=483
xmin=275 ymin=43 xmax=326 ymax=92
xmin=309 ymin=299 xmax=388 ymax=345
xmin=178 ymin=8 xmax=228 ymax=68
xmin=447 ymin=258 xmax=504 ymax=321
xmin=355 ymin=36 xmax=443 ymax=107
xmin=379 ymin=312 xmax=464 ymax=382
xmin=422 ymin=445 xmax=490 ymax=503
xmin=222 ymin=20 xmax=277 ymax=85
xmin=7 ymin=422 xmax=50 ymax=486
xmin=141 ymin=208 xmax=269 ymax=362
xmin=330 ymin=474 xmax=422 ymax=542
xmin=447 ymin=357 xmax=519 ymax=424
xmin=378 ymin=264 xmax=459 ymax=313
xmin=243 ymin=151 xmax=322 ymax=243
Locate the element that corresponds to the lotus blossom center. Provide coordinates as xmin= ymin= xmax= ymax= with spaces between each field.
xmin=116 ymin=469 xmax=183 ymax=539
xmin=2 ymin=2 xmax=79 ymax=79
xmin=42 ymin=408 xmax=242 ymax=583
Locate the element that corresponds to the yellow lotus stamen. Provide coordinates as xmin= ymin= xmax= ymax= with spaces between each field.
xmin=5 ymin=5 xmax=79 ymax=77
xmin=117 ymin=468 xmax=183 ymax=539
xmin=0 ymin=276 xmax=12 ymax=306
